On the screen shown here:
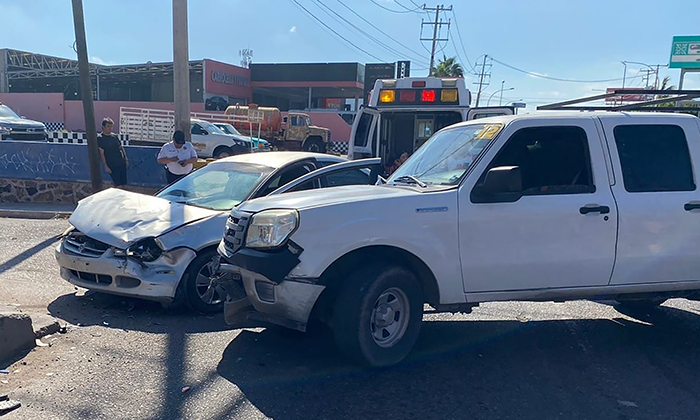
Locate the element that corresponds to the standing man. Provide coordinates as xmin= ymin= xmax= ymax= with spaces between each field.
xmin=98 ymin=117 xmax=129 ymax=188
xmin=157 ymin=130 xmax=198 ymax=184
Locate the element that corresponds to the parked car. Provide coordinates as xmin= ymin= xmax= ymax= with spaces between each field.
xmin=214 ymin=123 xmax=271 ymax=152
xmin=190 ymin=119 xmax=253 ymax=158
xmin=217 ymin=111 xmax=700 ymax=366
xmin=205 ymin=96 xmax=229 ymax=111
xmin=0 ymin=103 xmax=47 ymax=141
xmin=55 ymin=152 xmax=373 ymax=314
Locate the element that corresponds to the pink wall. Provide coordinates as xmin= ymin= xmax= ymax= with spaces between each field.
xmin=64 ymin=101 xmax=207 ymax=132
xmin=0 ymin=93 xmax=65 ymax=123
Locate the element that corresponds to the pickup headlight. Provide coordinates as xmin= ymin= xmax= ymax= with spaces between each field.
xmin=245 ymin=210 xmax=298 ymax=249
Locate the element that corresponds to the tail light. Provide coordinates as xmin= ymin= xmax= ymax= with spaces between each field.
xmin=421 ymin=90 xmax=436 ymax=102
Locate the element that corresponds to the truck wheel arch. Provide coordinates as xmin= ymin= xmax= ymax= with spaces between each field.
xmin=302 ymin=136 xmax=326 ymax=153
xmin=310 ymin=245 xmax=440 ymax=323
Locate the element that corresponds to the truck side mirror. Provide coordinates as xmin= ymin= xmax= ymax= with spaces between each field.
xmin=471 ymin=166 xmax=522 ymax=203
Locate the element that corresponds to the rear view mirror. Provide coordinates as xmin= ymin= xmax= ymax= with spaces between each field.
xmin=471 ymin=166 xmax=522 ymax=203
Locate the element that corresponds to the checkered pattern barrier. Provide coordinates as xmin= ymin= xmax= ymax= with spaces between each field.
xmin=47 ymin=131 xmax=130 ymax=146
xmin=44 ymin=122 xmax=65 ymax=131
xmin=329 ymin=141 xmax=349 ymax=155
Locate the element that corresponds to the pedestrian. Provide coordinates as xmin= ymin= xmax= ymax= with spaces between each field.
xmin=98 ymin=117 xmax=129 ymax=188
xmin=157 ymin=130 xmax=198 ymax=184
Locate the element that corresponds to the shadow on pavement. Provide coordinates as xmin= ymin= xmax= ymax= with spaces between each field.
xmin=46 ymin=291 xmax=229 ymax=334
xmin=0 ymin=234 xmax=61 ymax=274
xmin=215 ymin=305 xmax=700 ymax=420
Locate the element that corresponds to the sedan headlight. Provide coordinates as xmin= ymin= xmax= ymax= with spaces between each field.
xmin=245 ymin=210 xmax=298 ymax=249
xmin=126 ymin=237 xmax=163 ymax=262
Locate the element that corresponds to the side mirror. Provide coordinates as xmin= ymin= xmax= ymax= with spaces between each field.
xmin=471 ymin=166 xmax=522 ymax=203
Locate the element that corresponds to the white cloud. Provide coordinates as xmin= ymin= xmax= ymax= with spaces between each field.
xmin=90 ymin=56 xmax=111 ymax=65
xmin=289 ymin=26 xmax=297 ymax=33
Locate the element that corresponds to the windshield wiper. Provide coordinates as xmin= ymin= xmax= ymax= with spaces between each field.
xmin=391 ymin=175 xmax=427 ymax=188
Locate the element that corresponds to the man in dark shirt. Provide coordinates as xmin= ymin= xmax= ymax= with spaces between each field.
xmin=97 ymin=117 xmax=129 ymax=187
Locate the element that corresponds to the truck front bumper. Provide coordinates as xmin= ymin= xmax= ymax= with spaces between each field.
xmin=218 ymin=247 xmax=324 ymax=332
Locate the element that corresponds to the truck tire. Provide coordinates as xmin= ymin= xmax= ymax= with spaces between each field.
xmin=213 ymin=146 xmax=233 ymax=159
xmin=303 ymin=137 xmax=326 ymax=153
xmin=332 ymin=264 xmax=423 ymax=367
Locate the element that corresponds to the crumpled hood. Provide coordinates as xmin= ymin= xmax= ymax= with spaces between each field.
xmin=69 ymin=189 xmax=220 ymax=249
xmin=239 ymin=185 xmax=418 ymax=213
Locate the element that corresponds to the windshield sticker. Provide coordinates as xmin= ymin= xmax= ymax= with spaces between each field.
xmin=474 ymin=123 xmax=504 ymax=140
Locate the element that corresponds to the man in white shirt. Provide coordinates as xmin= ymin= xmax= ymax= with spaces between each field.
xmin=157 ymin=130 xmax=199 ymax=184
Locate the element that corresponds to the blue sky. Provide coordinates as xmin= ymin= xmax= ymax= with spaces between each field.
xmin=3 ymin=0 xmax=700 ymax=108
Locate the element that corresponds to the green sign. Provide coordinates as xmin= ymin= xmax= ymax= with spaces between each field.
xmin=670 ymin=35 xmax=700 ymax=69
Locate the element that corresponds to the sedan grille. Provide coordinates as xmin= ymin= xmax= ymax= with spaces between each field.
xmin=222 ymin=210 xmax=251 ymax=254
xmin=64 ymin=232 xmax=111 ymax=258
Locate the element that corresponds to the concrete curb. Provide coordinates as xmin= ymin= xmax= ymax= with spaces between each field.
xmin=0 ymin=313 xmax=35 ymax=363
xmin=0 ymin=210 xmax=72 ymax=220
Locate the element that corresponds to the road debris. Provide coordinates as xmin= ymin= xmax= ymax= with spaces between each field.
xmin=618 ymin=400 xmax=638 ymax=408
xmin=35 ymin=339 xmax=49 ymax=347
xmin=0 ymin=399 xmax=21 ymax=415
xmin=181 ymin=386 xmax=191 ymax=393
xmin=0 ymin=370 xmax=8 ymax=375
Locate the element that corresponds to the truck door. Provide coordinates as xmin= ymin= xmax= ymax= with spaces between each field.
xmin=601 ymin=116 xmax=700 ymax=286
xmin=467 ymin=107 xmax=514 ymax=120
xmin=458 ymin=117 xmax=617 ymax=293
xmin=348 ymin=108 xmax=379 ymax=159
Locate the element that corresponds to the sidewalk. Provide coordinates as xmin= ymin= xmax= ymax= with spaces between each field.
xmin=0 ymin=202 xmax=75 ymax=220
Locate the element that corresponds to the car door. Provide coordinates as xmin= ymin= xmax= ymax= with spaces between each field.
xmin=190 ymin=123 xmax=210 ymax=156
xmin=601 ymin=115 xmax=700 ymax=285
xmin=348 ymin=108 xmax=379 ymax=159
xmin=459 ymin=117 xmax=617 ymax=294
xmin=269 ymin=158 xmax=381 ymax=195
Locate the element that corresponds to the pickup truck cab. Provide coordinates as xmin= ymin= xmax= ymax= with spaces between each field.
xmin=217 ymin=111 xmax=700 ymax=366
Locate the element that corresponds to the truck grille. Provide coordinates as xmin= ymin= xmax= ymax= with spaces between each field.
xmin=222 ymin=210 xmax=251 ymax=255
xmin=64 ymin=232 xmax=111 ymax=258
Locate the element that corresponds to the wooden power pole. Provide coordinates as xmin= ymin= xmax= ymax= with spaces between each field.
xmin=421 ymin=4 xmax=452 ymax=76
xmin=70 ymin=0 xmax=103 ymax=192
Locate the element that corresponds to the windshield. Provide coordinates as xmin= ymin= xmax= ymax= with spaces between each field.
xmin=196 ymin=120 xmax=226 ymax=135
xmin=388 ymin=123 xmax=504 ymax=186
xmin=156 ymin=162 xmax=274 ymax=211
xmin=217 ymin=124 xmax=242 ymax=136
xmin=0 ymin=105 xmax=20 ymax=119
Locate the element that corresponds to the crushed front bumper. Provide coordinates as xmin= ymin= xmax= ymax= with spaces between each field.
xmin=218 ymin=246 xmax=324 ymax=332
xmin=55 ymin=240 xmax=196 ymax=302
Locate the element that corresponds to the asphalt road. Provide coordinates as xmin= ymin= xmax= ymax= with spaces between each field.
xmin=2 ymin=217 xmax=700 ymax=419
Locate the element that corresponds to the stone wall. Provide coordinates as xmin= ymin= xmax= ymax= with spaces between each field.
xmin=0 ymin=179 xmax=158 ymax=204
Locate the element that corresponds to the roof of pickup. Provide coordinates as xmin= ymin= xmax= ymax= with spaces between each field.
xmin=454 ymin=111 xmax=699 ymax=128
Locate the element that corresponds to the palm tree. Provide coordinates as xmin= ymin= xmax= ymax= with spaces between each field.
xmin=433 ymin=55 xmax=464 ymax=78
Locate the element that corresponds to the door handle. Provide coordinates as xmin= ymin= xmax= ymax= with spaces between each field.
xmin=684 ymin=201 xmax=700 ymax=211
xmin=579 ymin=205 xmax=610 ymax=215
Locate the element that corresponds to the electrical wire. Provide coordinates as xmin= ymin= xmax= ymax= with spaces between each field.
xmin=336 ymin=0 xmax=428 ymax=61
xmin=392 ymin=0 xmax=424 ymax=13
xmin=491 ymin=57 xmax=641 ymax=84
xmin=450 ymin=9 xmax=476 ymax=74
xmin=369 ymin=0 xmax=421 ymax=13
xmin=289 ymin=0 xmax=385 ymax=61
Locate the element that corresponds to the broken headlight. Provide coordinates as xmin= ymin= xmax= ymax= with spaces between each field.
xmin=126 ymin=238 xmax=163 ymax=262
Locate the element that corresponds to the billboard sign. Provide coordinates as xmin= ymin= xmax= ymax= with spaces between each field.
xmin=670 ymin=36 xmax=700 ymax=69
xmin=605 ymin=88 xmax=654 ymax=103
xmin=364 ymin=63 xmax=396 ymax=101
xmin=203 ymin=59 xmax=252 ymax=100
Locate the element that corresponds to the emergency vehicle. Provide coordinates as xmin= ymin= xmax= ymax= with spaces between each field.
xmin=347 ymin=77 xmax=513 ymax=162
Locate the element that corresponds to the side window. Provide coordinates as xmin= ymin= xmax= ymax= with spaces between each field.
xmin=261 ymin=164 xmax=315 ymax=195
xmin=353 ymin=113 xmax=374 ymax=147
xmin=291 ymin=116 xmax=302 ymax=127
xmin=324 ymin=169 xmax=370 ymax=187
xmin=486 ymin=126 xmax=595 ymax=195
xmin=613 ymin=124 xmax=695 ymax=192
xmin=191 ymin=124 xmax=203 ymax=135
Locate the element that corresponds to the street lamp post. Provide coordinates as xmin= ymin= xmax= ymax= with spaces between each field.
xmin=488 ymin=86 xmax=514 ymax=106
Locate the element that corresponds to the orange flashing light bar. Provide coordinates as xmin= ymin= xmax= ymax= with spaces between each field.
xmin=441 ymin=89 xmax=458 ymax=102
xmin=379 ymin=89 xmax=395 ymax=103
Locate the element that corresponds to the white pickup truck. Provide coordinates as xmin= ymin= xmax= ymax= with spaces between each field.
xmin=217 ymin=111 xmax=700 ymax=366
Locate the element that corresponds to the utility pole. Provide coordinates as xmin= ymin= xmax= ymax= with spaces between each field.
xmin=421 ymin=5 xmax=452 ymax=76
xmin=474 ymin=55 xmax=491 ymax=107
xmin=70 ymin=0 xmax=102 ymax=192
xmin=173 ymin=0 xmax=191 ymax=142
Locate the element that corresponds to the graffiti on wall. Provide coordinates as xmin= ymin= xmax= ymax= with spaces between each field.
xmin=0 ymin=141 xmax=166 ymax=187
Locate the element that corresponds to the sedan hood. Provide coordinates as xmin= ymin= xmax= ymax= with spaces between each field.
xmin=239 ymin=185 xmax=418 ymax=213
xmin=69 ymin=189 xmax=220 ymax=249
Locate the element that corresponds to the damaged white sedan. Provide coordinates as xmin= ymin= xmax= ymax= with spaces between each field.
xmin=55 ymin=152 xmax=371 ymax=313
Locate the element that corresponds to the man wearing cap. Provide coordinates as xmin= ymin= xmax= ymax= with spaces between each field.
xmin=157 ymin=130 xmax=199 ymax=184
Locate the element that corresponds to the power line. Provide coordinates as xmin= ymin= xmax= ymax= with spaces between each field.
xmin=289 ymin=0 xmax=385 ymax=61
xmin=450 ymin=9 xmax=476 ymax=74
xmin=313 ymin=0 xmax=425 ymax=62
xmin=491 ymin=57 xmax=640 ymax=83
xmin=420 ymin=4 xmax=452 ymax=75
xmin=335 ymin=0 xmax=428 ymax=61
xmin=369 ymin=0 xmax=420 ymax=13
xmin=392 ymin=0 xmax=424 ymax=13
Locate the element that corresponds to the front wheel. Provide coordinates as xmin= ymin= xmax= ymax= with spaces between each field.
xmin=303 ymin=138 xmax=326 ymax=153
xmin=183 ymin=250 xmax=227 ymax=314
xmin=213 ymin=146 xmax=233 ymax=159
xmin=332 ymin=264 xmax=423 ymax=367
